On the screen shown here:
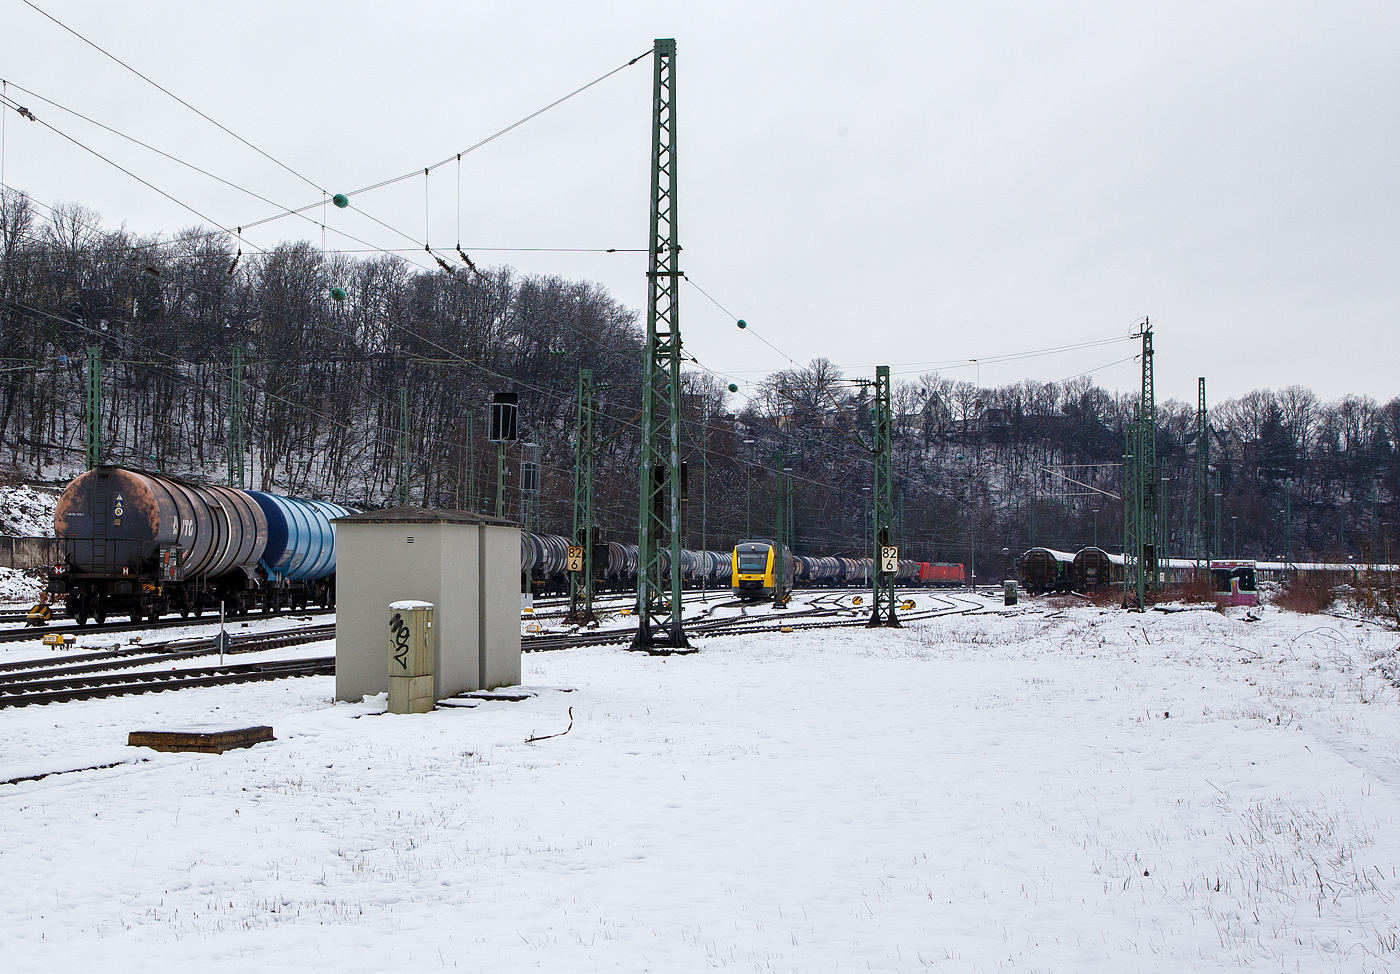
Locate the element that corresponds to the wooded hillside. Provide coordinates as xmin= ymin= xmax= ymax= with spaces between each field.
xmin=3 ymin=193 xmax=1396 ymax=575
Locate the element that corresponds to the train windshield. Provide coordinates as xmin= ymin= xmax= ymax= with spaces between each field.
xmin=737 ymin=553 xmax=767 ymax=573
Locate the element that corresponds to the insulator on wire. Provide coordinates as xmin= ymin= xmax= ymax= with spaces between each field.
xmin=227 ymin=249 xmax=241 ymax=276
xmin=434 ymin=256 xmax=455 ymax=276
xmin=457 ymin=249 xmax=477 ymax=273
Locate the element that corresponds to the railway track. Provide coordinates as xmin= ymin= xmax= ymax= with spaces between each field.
xmin=0 ymin=592 xmax=1011 ymax=706
xmin=521 ymin=592 xmax=1000 ymax=652
xmin=0 ymin=608 xmax=67 ymax=625
xmin=0 ymin=656 xmax=335 ymax=708
xmin=0 ymin=606 xmax=335 ymax=644
xmin=0 ymin=624 xmax=337 ymax=708
xmin=524 ymin=589 xmax=725 ymax=623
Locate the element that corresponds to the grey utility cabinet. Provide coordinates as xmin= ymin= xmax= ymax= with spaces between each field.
xmin=333 ymin=507 xmax=521 ymax=703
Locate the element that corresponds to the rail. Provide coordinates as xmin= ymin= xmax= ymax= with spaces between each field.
xmin=0 ymin=623 xmax=337 ymax=708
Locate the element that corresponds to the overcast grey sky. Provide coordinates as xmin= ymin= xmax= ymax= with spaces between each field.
xmin=1 ymin=0 xmax=1395 ymax=406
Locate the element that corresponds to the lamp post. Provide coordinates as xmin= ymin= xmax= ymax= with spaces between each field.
xmin=1092 ymin=508 xmax=1099 ymax=548
xmin=1161 ymin=477 xmax=1171 ymax=584
xmin=862 ymin=487 xmax=872 ymax=575
xmin=776 ymin=458 xmax=793 ymax=610
xmin=1205 ymin=465 xmax=1217 ymax=565
xmin=1285 ymin=478 xmax=1293 ymax=564
xmin=1215 ymin=491 xmax=1222 ymax=561
xmin=970 ymin=511 xmax=976 ymax=591
xmin=700 ymin=417 xmax=708 ymax=601
xmin=969 ymin=457 xmax=977 ymax=591
xmin=784 ymin=464 xmax=795 ymax=550
xmin=743 ymin=438 xmax=756 ymax=538
xmin=1232 ymin=516 xmax=1238 ymax=558
xmin=521 ymin=442 xmax=540 ymax=601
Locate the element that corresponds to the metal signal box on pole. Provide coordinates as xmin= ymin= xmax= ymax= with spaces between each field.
xmin=489 ymin=392 xmax=518 ymax=521
xmin=521 ymin=445 xmax=540 ymax=495
xmin=633 ymin=38 xmax=689 ymax=650
xmin=489 ymin=393 xmax=519 ymax=443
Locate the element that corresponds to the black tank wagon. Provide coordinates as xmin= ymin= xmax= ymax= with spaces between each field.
xmin=49 ymin=466 xmax=352 ymax=624
xmin=52 ymin=467 xmax=268 ymax=623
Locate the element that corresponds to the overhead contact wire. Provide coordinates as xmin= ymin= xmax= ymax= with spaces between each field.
xmin=21 ymin=0 xmax=327 ymax=196
xmin=230 ymin=50 xmax=652 ymax=237
xmin=0 ymin=96 xmax=434 ymax=276
xmin=0 ymin=42 xmax=811 ymax=508
xmin=346 ymin=50 xmax=652 ymax=196
xmin=682 ymin=273 xmax=803 ymax=369
xmin=0 ymin=93 xmax=236 ymax=237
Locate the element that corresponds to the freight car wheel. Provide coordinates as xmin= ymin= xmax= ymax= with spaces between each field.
xmin=75 ymin=609 xmax=88 ymax=626
xmin=94 ymin=607 xmax=106 ymax=625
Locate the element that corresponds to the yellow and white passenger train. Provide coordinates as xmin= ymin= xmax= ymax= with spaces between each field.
xmin=731 ymin=539 xmax=794 ymax=600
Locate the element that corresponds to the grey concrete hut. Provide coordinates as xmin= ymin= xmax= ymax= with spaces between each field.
xmin=332 ymin=507 xmax=521 ymax=703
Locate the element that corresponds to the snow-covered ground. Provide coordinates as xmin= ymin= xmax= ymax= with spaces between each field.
xmin=0 ymin=482 xmax=59 ymax=537
xmin=0 ymin=566 xmax=46 ymax=604
xmin=2 ymin=596 xmax=1400 ymax=972
xmin=0 ymin=481 xmax=60 ymax=606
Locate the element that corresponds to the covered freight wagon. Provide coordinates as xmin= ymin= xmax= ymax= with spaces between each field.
xmin=1072 ymin=547 xmax=1118 ymax=592
xmin=1019 ymin=547 xmax=1075 ymax=594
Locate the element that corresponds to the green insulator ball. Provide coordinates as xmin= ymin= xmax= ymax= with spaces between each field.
xmin=330 ymin=286 xmax=347 ymax=302
xmin=736 ymin=319 xmax=747 ymax=329
xmin=727 ymin=383 xmax=738 ymax=393
xmin=332 ymin=194 xmax=349 ymax=209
